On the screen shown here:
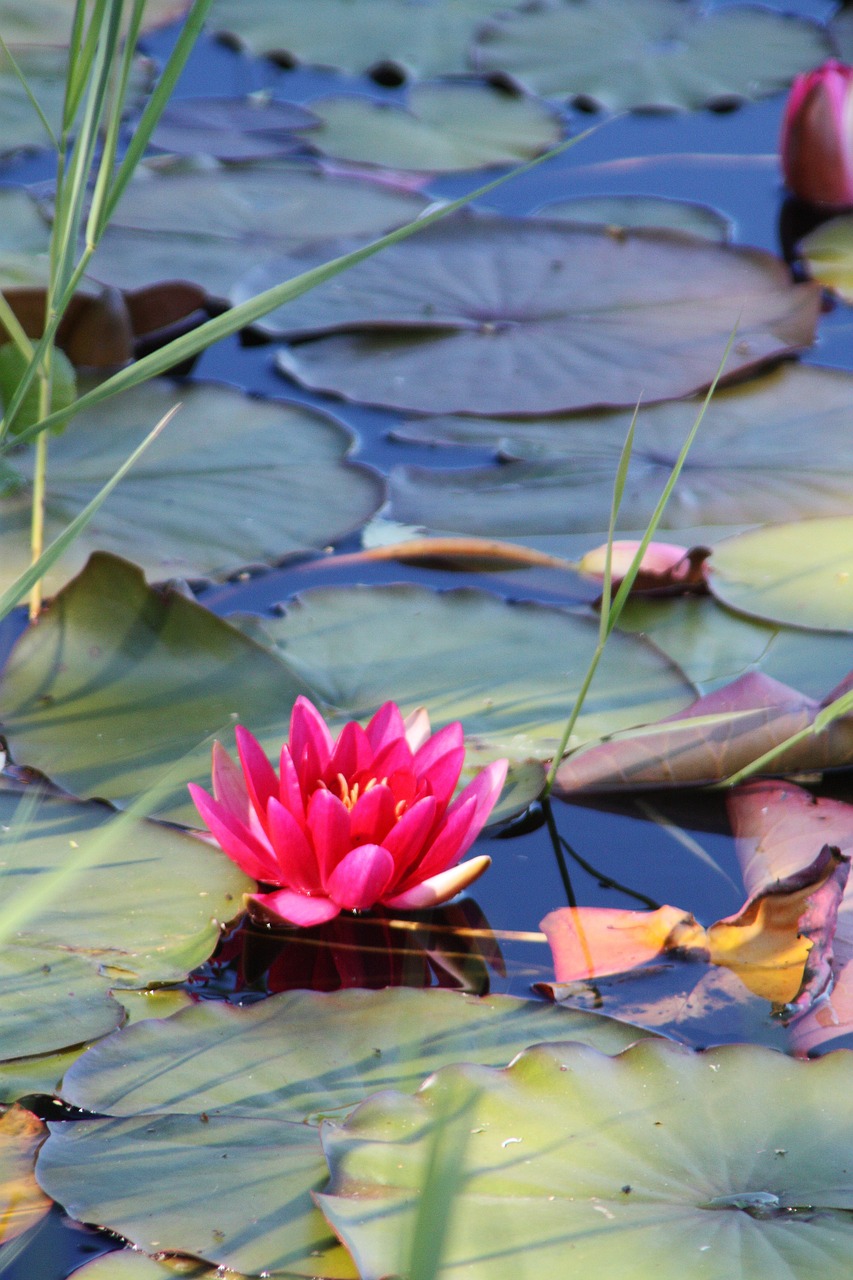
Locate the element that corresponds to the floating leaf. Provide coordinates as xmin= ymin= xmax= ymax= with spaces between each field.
xmin=472 ymin=0 xmax=831 ymax=111
xmin=0 ymin=380 xmax=384 ymax=598
xmin=553 ymin=671 xmax=853 ymax=794
xmin=534 ymin=194 xmax=732 ymax=240
xmin=67 ymin=1253 xmax=222 ymax=1279
xmin=801 ymin=213 xmax=853 ymax=303
xmin=707 ymin=517 xmax=853 ymax=633
xmin=319 ymin=1039 xmax=853 ymax=1280
xmin=235 ymin=582 xmax=696 ymax=771
xmin=308 ymin=82 xmax=562 ymax=174
xmin=40 ymin=989 xmax=652 ymax=1275
xmin=0 ymin=781 xmax=249 ymax=987
xmin=274 ymin=215 xmax=819 ymax=414
xmin=0 ymin=944 xmax=123 ymax=1063
xmin=0 ymin=1106 xmax=51 ymax=1245
xmin=0 ymin=189 xmax=54 ymax=289
xmin=0 ymin=553 xmax=314 ymax=822
xmin=151 ymin=95 xmax=318 ymax=161
xmin=206 ymin=0 xmax=505 ymax=76
xmin=85 ymin=160 xmax=426 ymax=299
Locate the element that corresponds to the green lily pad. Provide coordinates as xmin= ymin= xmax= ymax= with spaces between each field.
xmin=151 ymin=96 xmax=318 ymax=162
xmin=67 ymin=1254 xmax=223 ymax=1280
xmin=0 ymin=0 xmax=191 ymax=42
xmin=708 ymin=518 xmax=853 ymax=633
xmin=0 ymin=189 xmax=53 ymax=289
xmin=0 ymin=553 xmax=314 ymax=823
xmin=389 ymin=364 xmax=853 ymax=530
xmin=0 ymin=944 xmax=123 ymax=1061
xmin=472 ymin=0 xmax=831 ymax=111
xmin=237 ymin=583 xmax=696 ymax=770
xmin=0 ymin=782 xmax=249 ymax=987
xmin=206 ymin=0 xmax=506 ymax=77
xmin=533 ymin=194 xmax=732 ymax=240
xmin=273 ymin=216 xmax=819 ymax=415
xmin=319 ymin=1038 xmax=853 ymax=1280
xmin=0 ymin=380 xmax=384 ymax=598
xmin=800 ymin=215 xmax=853 ymax=303
xmin=618 ymin=595 xmax=853 ymax=699
xmin=308 ymin=82 xmax=562 ymax=174
xmin=84 ymin=160 xmax=426 ymax=300
xmin=40 ymin=990 xmax=652 ymax=1275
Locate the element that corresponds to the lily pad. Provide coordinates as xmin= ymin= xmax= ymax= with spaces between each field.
xmin=0 ymin=0 xmax=191 ymax=42
xmin=708 ymin=518 xmax=853 ymax=633
xmin=319 ymin=1038 xmax=853 ymax=1280
xmin=84 ymin=160 xmax=426 ymax=300
xmin=0 ymin=782 xmax=250 ymax=986
xmin=533 ymin=194 xmax=732 ymax=240
xmin=273 ymin=215 xmax=819 ymax=414
xmin=206 ymin=0 xmax=508 ymax=77
xmin=40 ymin=990 xmax=651 ymax=1275
xmin=236 ymin=582 xmax=697 ymax=770
xmin=0 ymin=1106 xmax=51 ymax=1245
xmin=0 ymin=553 xmax=314 ymax=823
xmin=308 ymin=82 xmax=562 ymax=174
xmin=150 ymin=96 xmax=319 ymax=162
xmin=0 ymin=44 xmax=152 ymax=158
xmin=0 ymin=944 xmax=123 ymax=1062
xmin=801 ymin=213 xmax=853 ymax=304
xmin=389 ymin=364 xmax=853 ymax=530
xmin=472 ymin=0 xmax=831 ymax=111
xmin=0 ymin=188 xmax=53 ymax=288
xmin=0 ymin=379 xmax=385 ymax=598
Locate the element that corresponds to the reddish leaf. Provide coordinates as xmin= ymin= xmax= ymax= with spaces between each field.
xmin=553 ymin=670 xmax=853 ymax=794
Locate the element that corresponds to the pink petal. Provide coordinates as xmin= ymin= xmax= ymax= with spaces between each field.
xmin=395 ymin=794 xmax=480 ymax=891
xmin=413 ymin=721 xmax=464 ymax=777
xmin=365 ymin=701 xmax=407 ymax=753
xmin=290 ymin=697 xmax=334 ymax=787
xmin=350 ymin=784 xmax=396 ymax=846
xmin=446 ymin=759 xmax=509 ymax=858
xmin=382 ymin=795 xmax=438 ymax=880
xmin=419 ymin=746 xmax=466 ymax=812
xmin=326 ymin=844 xmax=396 ymax=911
xmin=306 ymin=787 xmax=352 ymax=884
xmin=383 ymin=855 xmax=492 ymax=910
xmin=369 ymin=736 xmax=415 ymax=781
xmin=188 ymin=784 xmax=279 ymax=883
xmin=247 ymin=888 xmax=341 ymax=927
xmin=266 ymin=797 xmax=322 ymax=893
xmin=403 ymin=706 xmax=431 ymax=752
xmin=235 ymin=726 xmax=279 ymax=825
xmin=211 ymin=742 xmax=250 ymax=822
xmin=326 ymin=720 xmax=373 ymax=784
xmin=278 ymin=744 xmax=305 ymax=820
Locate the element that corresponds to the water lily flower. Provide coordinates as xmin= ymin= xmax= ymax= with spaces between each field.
xmin=189 ymin=697 xmax=507 ymax=926
xmin=780 ymin=60 xmax=853 ymax=207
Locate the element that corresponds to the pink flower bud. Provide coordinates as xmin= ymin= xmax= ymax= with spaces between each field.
xmin=780 ymin=60 xmax=853 ymax=208
xmin=578 ymin=539 xmax=693 ymax=587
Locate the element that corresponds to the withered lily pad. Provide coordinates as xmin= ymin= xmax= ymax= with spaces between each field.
xmin=389 ymin=364 xmax=853 ymax=528
xmin=708 ymin=518 xmax=853 ymax=633
xmin=308 ymin=82 xmax=562 ymax=173
xmin=273 ymin=215 xmax=818 ymax=414
xmin=319 ymin=1039 xmax=853 ymax=1280
xmin=472 ymin=0 xmax=831 ymax=111
xmin=206 ymin=0 xmax=507 ymax=77
xmin=151 ymin=96 xmax=318 ymax=162
xmin=0 ymin=379 xmax=384 ymax=598
xmin=0 ymin=1106 xmax=51 ymax=1245
xmin=236 ymin=582 xmax=696 ymax=772
xmin=84 ymin=160 xmax=426 ymax=299
xmin=39 ymin=989 xmax=651 ymax=1275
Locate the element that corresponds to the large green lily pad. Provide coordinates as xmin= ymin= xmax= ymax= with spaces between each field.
xmin=388 ymin=364 xmax=853 ymax=529
xmin=534 ymin=194 xmax=732 ymax=240
xmin=84 ymin=160 xmax=426 ymax=299
xmin=319 ymin=1038 xmax=853 ymax=1280
xmin=236 ymin=582 xmax=696 ymax=770
xmin=39 ymin=990 xmax=652 ymax=1275
xmin=273 ymin=216 xmax=819 ymax=415
xmin=0 ymin=944 xmax=123 ymax=1061
xmin=206 ymin=0 xmax=508 ymax=77
xmin=708 ymin=518 xmax=853 ymax=633
xmin=472 ymin=0 xmax=831 ymax=111
xmin=0 ymin=553 xmax=314 ymax=822
xmin=308 ymin=82 xmax=562 ymax=173
xmin=0 ymin=380 xmax=384 ymax=598
xmin=0 ymin=783 xmax=249 ymax=986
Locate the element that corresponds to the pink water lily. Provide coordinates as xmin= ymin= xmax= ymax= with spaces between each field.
xmin=780 ymin=60 xmax=853 ymax=207
xmin=189 ymin=697 xmax=508 ymax=926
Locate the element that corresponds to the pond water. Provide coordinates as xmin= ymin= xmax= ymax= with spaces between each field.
xmin=1 ymin=1 xmax=852 ymax=1277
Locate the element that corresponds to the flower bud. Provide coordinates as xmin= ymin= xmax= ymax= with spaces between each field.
xmin=780 ymin=60 xmax=853 ymax=208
